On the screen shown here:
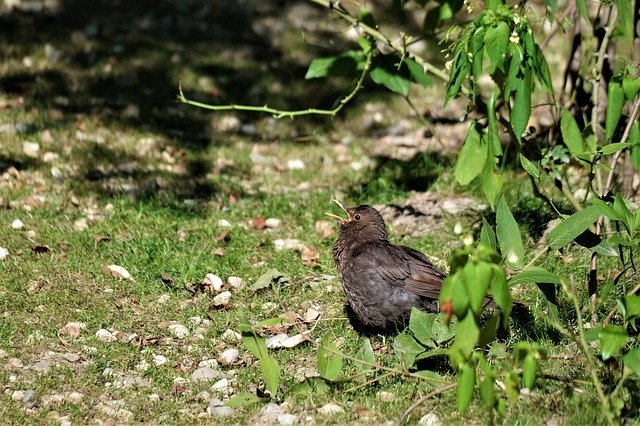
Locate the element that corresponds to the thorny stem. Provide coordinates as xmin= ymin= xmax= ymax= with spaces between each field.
xmin=178 ymin=48 xmax=374 ymax=118
xmin=396 ymin=383 xmax=457 ymax=426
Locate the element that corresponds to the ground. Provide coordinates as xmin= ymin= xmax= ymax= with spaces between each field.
xmin=0 ymin=0 xmax=625 ymax=424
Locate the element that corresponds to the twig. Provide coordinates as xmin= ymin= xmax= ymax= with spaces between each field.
xmin=308 ymin=0 xmax=449 ymax=83
xmin=396 ymin=383 xmax=457 ymax=426
xmin=178 ymin=48 xmax=374 ymax=118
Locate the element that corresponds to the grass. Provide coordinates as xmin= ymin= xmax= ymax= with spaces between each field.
xmin=1 ymin=1 xmax=638 ymax=424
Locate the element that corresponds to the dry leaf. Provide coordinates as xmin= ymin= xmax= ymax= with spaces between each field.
xmin=161 ymin=272 xmax=176 ymax=286
xmin=249 ymin=216 xmax=267 ymax=230
xmin=31 ymin=245 xmax=51 ymax=254
xmin=102 ymin=264 xmax=132 ymax=280
xmin=213 ymin=247 xmax=225 ymax=257
xmin=228 ymin=194 xmax=237 ymax=205
xmin=214 ymin=231 xmax=231 ymax=242
xmin=94 ymin=236 xmax=111 ymax=248
xmin=301 ymin=245 xmax=320 ymax=266
xmin=304 ymin=307 xmax=321 ymax=323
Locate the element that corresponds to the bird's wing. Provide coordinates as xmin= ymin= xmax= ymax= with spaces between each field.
xmin=351 ymin=243 xmax=445 ymax=300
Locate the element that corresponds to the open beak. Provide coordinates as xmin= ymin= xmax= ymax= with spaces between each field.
xmin=324 ymin=199 xmax=350 ymax=224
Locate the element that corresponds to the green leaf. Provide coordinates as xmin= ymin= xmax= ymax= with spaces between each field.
xmin=405 ymin=58 xmax=432 ymax=88
xmin=409 ymin=308 xmax=437 ymax=347
xmin=317 ymin=335 xmax=343 ymax=381
xmin=489 ymin=264 xmax=512 ymax=327
xmin=225 ymin=393 xmax=266 ymax=407
xmin=622 ymin=77 xmax=640 ymax=101
xmin=431 ymin=315 xmax=457 ymax=344
xmin=462 ymin=261 xmax=491 ymax=314
xmin=394 ymin=334 xmax=425 ymax=368
xmin=457 ymin=362 xmax=475 ymax=414
xmin=589 ymin=198 xmax=624 ymax=222
xmin=508 ymin=267 xmax=562 ymax=285
xmin=240 ymin=320 xmax=269 ymax=360
xmin=560 ymin=109 xmax=586 ymax=158
xmin=522 ymin=354 xmax=538 ymax=389
xmin=445 ymin=51 xmax=468 ymax=104
xmin=478 ymin=311 xmax=500 ymax=348
xmin=613 ymin=195 xmax=634 ymax=233
xmin=289 ymin=377 xmax=331 ymax=395
xmin=600 ymin=142 xmax=629 ymax=155
xmin=455 ymin=122 xmax=486 ymax=185
xmin=484 ymin=22 xmax=509 ymax=73
xmin=305 ymin=51 xmax=364 ymax=79
xmin=370 ymin=56 xmax=410 ymax=96
xmin=470 ymin=27 xmax=486 ymax=97
xmin=249 ymin=269 xmax=286 ymax=292
xmin=260 ymin=357 xmax=281 ymax=396
xmin=543 ymin=0 xmax=558 ymax=18
xmin=534 ymin=44 xmax=553 ymax=94
xmin=450 ymin=314 xmax=480 ymax=368
xmin=621 ymin=295 xmax=640 ymax=320
xmin=599 ymin=325 xmax=628 ymax=361
xmin=354 ymin=338 xmax=376 ymax=372
xmin=479 ymin=376 xmax=496 ymax=409
xmin=482 ymin=165 xmax=503 ymax=211
xmin=256 ymin=317 xmax=294 ymax=327
xmin=623 ymin=348 xmax=640 ymax=377
xmin=358 ymin=7 xmax=376 ymax=28
xmin=631 ymin=122 xmax=640 ymax=172
xmin=480 ymin=218 xmax=497 ymax=251
xmin=605 ymin=79 xmax=625 ymax=139
xmin=548 ymin=205 xmax=602 ymax=249
xmin=487 ymin=88 xmax=501 ymax=156
xmin=496 ymin=195 xmax=525 ymax=269
xmin=575 ymin=0 xmax=589 ymax=23
xmin=511 ymin=69 xmax=532 ymax=139
xmin=519 ymin=153 xmax=539 ymax=179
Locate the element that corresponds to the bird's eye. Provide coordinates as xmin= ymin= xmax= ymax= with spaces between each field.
xmin=354 ymin=214 xmax=361 ymax=221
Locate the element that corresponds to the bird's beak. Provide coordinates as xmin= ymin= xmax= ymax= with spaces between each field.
xmin=324 ymin=199 xmax=350 ymax=224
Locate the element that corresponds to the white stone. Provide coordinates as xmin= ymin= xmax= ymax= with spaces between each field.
xmin=0 ymin=247 xmax=8 ymax=260
xmin=212 ymin=291 xmax=231 ymax=306
xmin=95 ymin=329 xmax=116 ymax=342
xmin=198 ymin=358 xmax=219 ymax=368
xmin=221 ymin=328 xmax=241 ymax=342
xmin=273 ymin=239 xmax=305 ymax=251
xmin=419 ymin=412 xmax=442 ymax=426
xmin=218 ymin=348 xmax=239 ymax=365
xmin=203 ymin=274 xmax=223 ymax=291
xmin=22 ymin=141 xmax=40 ymax=157
xmin=217 ymin=219 xmax=232 ymax=228
xmin=153 ymin=354 xmax=168 ymax=366
xmin=278 ymin=413 xmax=299 ymax=425
xmin=191 ymin=367 xmax=224 ymax=382
xmin=168 ymin=322 xmax=189 ymax=338
xmin=317 ymin=402 xmax=344 ymax=415
xmin=266 ymin=333 xmax=289 ymax=348
xmin=265 ymin=218 xmax=281 ymax=228
xmin=149 ymin=393 xmax=161 ymax=402
xmin=286 ymin=159 xmax=305 ymax=170
xmin=11 ymin=219 xmax=24 ymax=230
xmin=227 ymin=276 xmax=244 ymax=290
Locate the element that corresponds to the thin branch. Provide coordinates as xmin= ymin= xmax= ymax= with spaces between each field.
xmin=178 ymin=48 xmax=374 ymax=118
xmin=396 ymin=384 xmax=457 ymax=426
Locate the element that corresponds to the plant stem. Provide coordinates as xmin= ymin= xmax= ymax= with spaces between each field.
xmin=396 ymin=383 xmax=457 ymax=426
xmin=178 ymin=48 xmax=373 ymax=118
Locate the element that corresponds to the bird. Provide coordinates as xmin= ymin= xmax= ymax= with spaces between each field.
xmin=325 ymin=201 xmax=448 ymax=334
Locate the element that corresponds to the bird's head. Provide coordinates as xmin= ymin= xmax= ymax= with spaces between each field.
xmin=325 ymin=200 xmax=388 ymax=244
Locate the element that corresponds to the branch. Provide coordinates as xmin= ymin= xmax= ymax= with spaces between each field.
xmin=178 ymin=49 xmax=374 ymax=118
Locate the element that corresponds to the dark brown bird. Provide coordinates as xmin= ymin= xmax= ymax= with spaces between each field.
xmin=326 ymin=201 xmax=447 ymax=334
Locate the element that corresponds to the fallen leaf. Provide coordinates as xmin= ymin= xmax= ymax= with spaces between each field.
xmin=214 ymin=247 xmax=225 ymax=256
xmin=102 ymin=264 xmax=133 ymax=280
xmin=214 ymin=231 xmax=231 ymax=242
xmin=171 ymin=384 xmax=187 ymax=396
xmin=301 ymin=245 xmax=320 ymax=266
xmin=304 ymin=307 xmax=321 ymax=323
xmin=94 ymin=236 xmax=111 ymax=248
xmin=249 ymin=216 xmax=267 ymax=230
xmin=249 ymin=269 xmax=287 ymax=292
xmin=31 ymin=245 xmax=51 ymax=254
xmin=161 ymin=273 xmax=176 ymax=286
xmin=229 ymin=194 xmax=237 ymax=205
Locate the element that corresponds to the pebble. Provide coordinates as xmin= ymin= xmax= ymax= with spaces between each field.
xmin=218 ymin=348 xmax=239 ymax=365
xmin=209 ymin=399 xmax=234 ymax=418
xmin=41 ymin=392 xmax=64 ymax=406
xmin=221 ymin=329 xmax=241 ymax=342
xmin=149 ymin=393 xmax=161 ymax=402
xmin=286 ymin=159 xmax=305 ymax=170
xmin=203 ymin=274 xmax=223 ymax=291
xmin=419 ymin=412 xmax=442 ymax=426
xmin=8 ymin=358 xmax=24 ymax=369
xmin=95 ymin=328 xmax=117 ymax=342
xmin=265 ymin=218 xmax=281 ymax=228
xmin=23 ymin=141 xmax=40 ymax=157
xmin=191 ymin=367 xmax=224 ymax=382
xmin=227 ymin=276 xmax=244 ymax=290
xmin=377 ymin=391 xmax=395 ymax=401
xmin=212 ymin=291 xmax=231 ymax=306
xmin=278 ymin=413 xmax=299 ymax=425
xmin=211 ymin=378 xmax=232 ymax=395
xmin=168 ymin=322 xmax=190 ymax=338
xmin=317 ymin=402 xmax=344 ymax=415
xmin=0 ymin=349 xmax=7 ymax=358
xmin=153 ymin=354 xmax=168 ymax=366
xmin=266 ymin=333 xmax=289 ymax=349
xmin=273 ymin=238 xmax=305 ymax=251
xmin=22 ymin=389 xmax=36 ymax=406
xmin=11 ymin=390 xmax=25 ymax=402
xmin=0 ymin=247 xmax=8 ymax=260
xmin=198 ymin=358 xmax=219 ymax=368
xmin=157 ymin=294 xmax=171 ymax=304
xmin=217 ymin=219 xmax=232 ymax=228
xmin=11 ymin=219 xmax=24 ymax=230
